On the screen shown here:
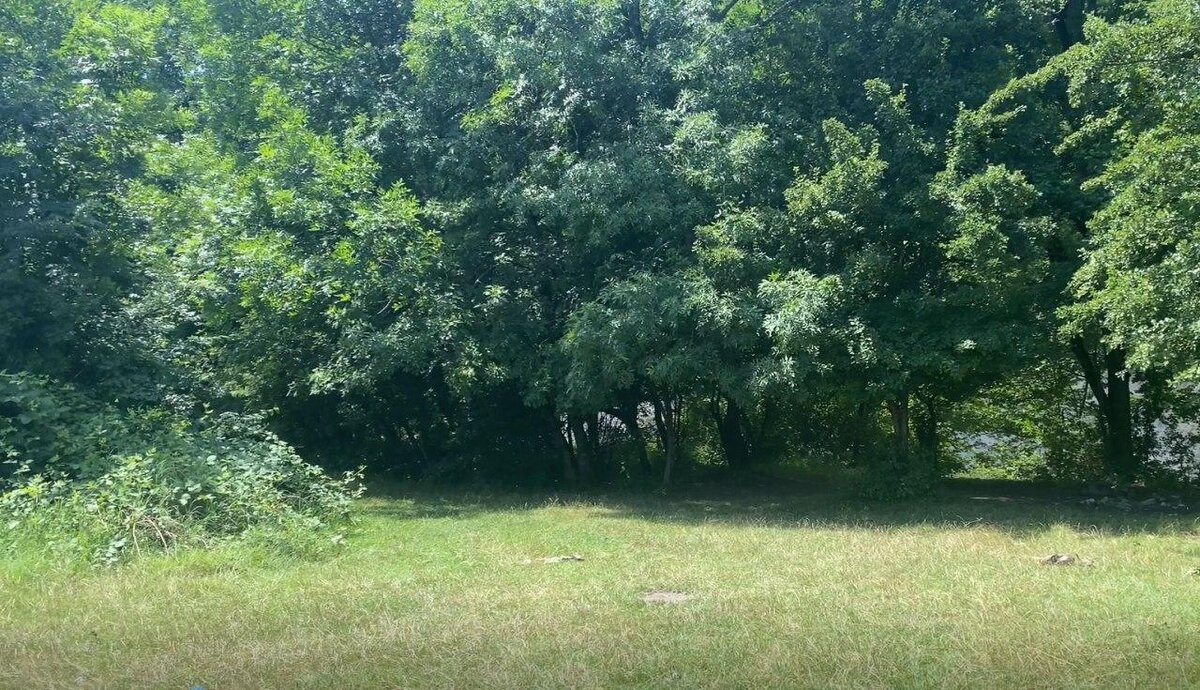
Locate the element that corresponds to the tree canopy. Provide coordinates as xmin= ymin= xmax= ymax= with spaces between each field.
xmin=3 ymin=0 xmax=1199 ymax=507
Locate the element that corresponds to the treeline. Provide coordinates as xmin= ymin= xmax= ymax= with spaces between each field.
xmin=3 ymin=0 xmax=1199 ymax=494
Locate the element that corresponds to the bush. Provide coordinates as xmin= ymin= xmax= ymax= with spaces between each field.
xmin=1 ymin=373 xmax=362 ymax=565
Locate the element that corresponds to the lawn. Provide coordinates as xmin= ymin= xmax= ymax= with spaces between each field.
xmin=2 ymin=481 xmax=1199 ymax=689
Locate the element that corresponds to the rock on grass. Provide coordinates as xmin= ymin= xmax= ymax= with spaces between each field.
xmin=1039 ymin=553 xmax=1094 ymax=567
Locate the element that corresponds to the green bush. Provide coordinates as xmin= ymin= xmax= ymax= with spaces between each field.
xmin=1 ymin=374 xmax=362 ymax=565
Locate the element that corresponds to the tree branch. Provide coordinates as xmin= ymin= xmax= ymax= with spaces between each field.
xmin=711 ymin=0 xmax=741 ymax=21
xmin=1071 ymin=336 xmax=1109 ymax=411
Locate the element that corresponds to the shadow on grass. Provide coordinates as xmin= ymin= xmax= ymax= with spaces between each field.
xmin=360 ymin=475 xmax=1200 ymax=538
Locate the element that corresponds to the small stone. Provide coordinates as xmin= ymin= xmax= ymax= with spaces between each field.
xmin=1039 ymin=553 xmax=1093 ymax=567
xmin=642 ymin=590 xmax=692 ymax=605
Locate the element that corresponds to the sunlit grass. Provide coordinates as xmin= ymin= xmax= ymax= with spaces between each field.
xmin=2 ymin=484 xmax=1198 ymax=689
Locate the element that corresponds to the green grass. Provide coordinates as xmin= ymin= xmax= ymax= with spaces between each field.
xmin=2 ymin=481 xmax=1199 ymax=689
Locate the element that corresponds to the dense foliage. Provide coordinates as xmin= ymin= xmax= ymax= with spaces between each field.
xmin=2 ymin=0 xmax=1198 ymax=525
xmin=0 ymin=374 xmax=360 ymax=563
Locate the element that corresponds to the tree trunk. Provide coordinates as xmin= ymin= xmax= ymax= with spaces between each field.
xmin=1053 ymin=0 xmax=1086 ymax=50
xmin=848 ymin=401 xmax=868 ymax=464
xmin=886 ymin=395 xmax=910 ymax=460
xmin=568 ymin=415 xmax=593 ymax=483
xmin=585 ymin=414 xmax=606 ymax=479
xmin=398 ymin=420 xmax=431 ymax=466
xmin=552 ymin=411 xmax=576 ymax=485
xmin=625 ymin=0 xmax=643 ymax=43
xmin=652 ymin=397 xmax=681 ymax=489
xmin=915 ymin=394 xmax=938 ymax=465
xmin=613 ymin=401 xmax=652 ymax=477
xmin=1071 ymin=338 xmax=1137 ymax=481
xmin=754 ymin=397 xmax=774 ymax=457
xmin=661 ymin=421 xmax=678 ymax=488
xmin=652 ymin=398 xmax=668 ymax=455
xmin=1104 ymin=347 xmax=1135 ymax=480
xmin=714 ymin=396 xmax=750 ymax=469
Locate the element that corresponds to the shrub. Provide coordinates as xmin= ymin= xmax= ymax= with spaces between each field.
xmin=1 ymin=373 xmax=362 ymax=565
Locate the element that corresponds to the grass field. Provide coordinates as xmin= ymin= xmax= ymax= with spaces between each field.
xmin=2 ymin=481 xmax=1199 ymax=689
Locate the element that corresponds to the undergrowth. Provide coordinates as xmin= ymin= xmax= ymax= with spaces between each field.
xmin=0 ymin=373 xmax=362 ymax=565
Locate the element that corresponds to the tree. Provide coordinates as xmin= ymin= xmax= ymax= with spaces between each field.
xmin=942 ymin=0 xmax=1199 ymax=482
